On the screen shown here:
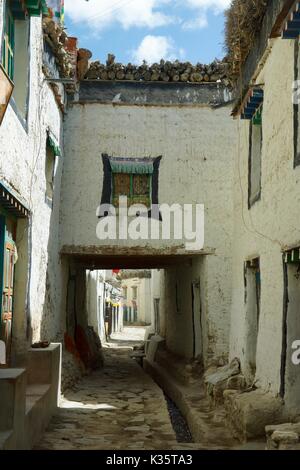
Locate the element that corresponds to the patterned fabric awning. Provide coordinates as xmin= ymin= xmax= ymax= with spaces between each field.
xmin=282 ymin=1 xmax=300 ymax=39
xmin=240 ymin=88 xmax=264 ymax=120
xmin=0 ymin=181 xmax=30 ymax=218
xmin=109 ymin=158 xmax=154 ymax=174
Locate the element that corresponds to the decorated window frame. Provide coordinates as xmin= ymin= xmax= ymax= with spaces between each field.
xmin=100 ymin=154 xmax=162 ymax=219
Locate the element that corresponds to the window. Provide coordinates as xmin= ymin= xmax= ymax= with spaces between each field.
xmin=13 ymin=18 xmax=30 ymax=118
xmin=45 ymin=132 xmax=61 ymax=202
xmin=248 ymin=108 xmax=262 ymax=208
xmin=45 ymin=144 xmax=56 ymax=201
xmin=132 ymin=286 xmax=137 ymax=300
xmin=100 ymin=155 xmax=162 ymax=219
xmin=112 ymin=173 xmax=152 ymax=208
xmin=281 ymin=247 xmax=300 ymax=403
xmin=1 ymin=1 xmax=30 ymax=120
xmin=244 ymin=258 xmax=261 ymax=381
xmin=2 ymin=4 xmax=15 ymax=81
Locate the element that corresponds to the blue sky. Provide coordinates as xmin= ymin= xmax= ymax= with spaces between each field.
xmin=64 ymin=0 xmax=231 ymax=65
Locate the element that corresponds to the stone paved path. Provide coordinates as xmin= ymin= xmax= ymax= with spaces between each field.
xmin=35 ymin=339 xmax=199 ymax=450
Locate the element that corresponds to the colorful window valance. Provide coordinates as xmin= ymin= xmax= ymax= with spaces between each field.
xmin=109 ymin=158 xmax=154 ymax=175
xmin=47 ymin=131 xmax=61 ymax=156
xmin=25 ymin=0 xmax=47 ymax=16
xmin=252 ymin=107 xmax=262 ymax=126
xmin=8 ymin=1 xmax=64 ymax=21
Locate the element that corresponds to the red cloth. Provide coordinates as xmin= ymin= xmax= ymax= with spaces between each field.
xmin=64 ymin=332 xmax=81 ymax=362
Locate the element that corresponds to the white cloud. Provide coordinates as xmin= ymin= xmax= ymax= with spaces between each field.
xmin=65 ymin=0 xmax=230 ymax=32
xmin=185 ymin=0 xmax=231 ymax=12
xmin=132 ymin=35 xmax=184 ymax=64
xmin=182 ymin=15 xmax=208 ymax=31
xmin=65 ymin=0 xmax=175 ymax=31
xmin=182 ymin=0 xmax=231 ymax=30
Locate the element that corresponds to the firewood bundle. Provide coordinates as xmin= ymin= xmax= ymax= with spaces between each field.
xmin=86 ymin=54 xmax=232 ymax=86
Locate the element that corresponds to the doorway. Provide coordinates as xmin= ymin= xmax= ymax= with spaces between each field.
xmin=0 ymin=214 xmax=17 ymax=365
xmin=192 ymin=280 xmax=202 ymax=360
xmin=244 ymin=258 xmax=261 ymax=381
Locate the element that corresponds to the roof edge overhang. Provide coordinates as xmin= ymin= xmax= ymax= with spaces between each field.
xmin=0 ymin=181 xmax=30 ymax=218
xmin=232 ymin=0 xmax=297 ymax=118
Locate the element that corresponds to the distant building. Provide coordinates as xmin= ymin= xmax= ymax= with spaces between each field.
xmin=120 ymin=270 xmax=152 ymax=326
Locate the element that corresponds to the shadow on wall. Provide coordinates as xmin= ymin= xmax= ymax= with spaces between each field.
xmin=37 ymin=151 xmax=104 ymax=392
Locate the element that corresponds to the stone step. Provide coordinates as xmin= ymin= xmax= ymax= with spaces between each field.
xmin=25 ymin=384 xmax=51 ymax=414
xmin=25 ymin=383 xmax=52 ymax=449
xmin=224 ymin=389 xmax=284 ymax=441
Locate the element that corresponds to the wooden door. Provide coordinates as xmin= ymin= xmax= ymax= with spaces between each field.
xmin=2 ymin=240 xmax=15 ymax=363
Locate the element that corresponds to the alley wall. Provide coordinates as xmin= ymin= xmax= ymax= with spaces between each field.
xmin=229 ymin=38 xmax=300 ymax=396
xmin=0 ymin=10 xmax=64 ymax=362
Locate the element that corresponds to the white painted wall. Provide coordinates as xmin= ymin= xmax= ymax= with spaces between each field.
xmin=86 ymin=270 xmax=106 ymax=343
xmin=229 ymin=38 xmax=300 ymax=396
xmin=61 ymin=103 xmax=235 ymax=255
xmin=62 ymin=100 xmax=236 ymax=364
xmin=0 ymin=12 xmax=64 ymax=361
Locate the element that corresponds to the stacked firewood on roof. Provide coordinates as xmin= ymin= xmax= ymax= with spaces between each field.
xmin=225 ymin=0 xmax=268 ymax=80
xmin=42 ymin=17 xmax=75 ymax=79
xmin=85 ymin=53 xmax=232 ymax=87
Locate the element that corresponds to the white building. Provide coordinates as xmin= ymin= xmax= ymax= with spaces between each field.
xmin=86 ymin=269 xmax=123 ymax=342
xmin=120 ymin=270 xmax=152 ymax=325
xmin=210 ymin=0 xmax=300 ymax=441
xmin=0 ymin=0 xmax=65 ymax=366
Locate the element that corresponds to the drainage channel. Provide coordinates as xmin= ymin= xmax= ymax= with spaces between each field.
xmin=131 ymin=350 xmax=194 ymax=444
xmin=163 ymin=393 xmax=194 ymax=444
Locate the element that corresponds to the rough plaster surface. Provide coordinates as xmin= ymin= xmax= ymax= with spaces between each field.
xmin=0 ymin=14 xmax=64 ymax=358
xmin=61 ymin=102 xmax=235 ymax=250
xmin=62 ymin=98 xmax=236 ymax=364
xmin=229 ymin=38 xmax=300 ymax=395
xmin=77 ymin=80 xmax=233 ymax=107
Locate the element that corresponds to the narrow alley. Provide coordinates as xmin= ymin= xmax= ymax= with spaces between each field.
xmin=3 ymin=0 xmax=300 ymax=456
xmin=35 ymin=328 xmax=198 ymax=451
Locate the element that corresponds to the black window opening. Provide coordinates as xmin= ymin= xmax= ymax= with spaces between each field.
xmin=248 ymin=107 xmax=263 ymax=209
xmin=244 ymin=258 xmax=261 ymax=380
xmin=45 ymin=132 xmax=61 ymax=204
